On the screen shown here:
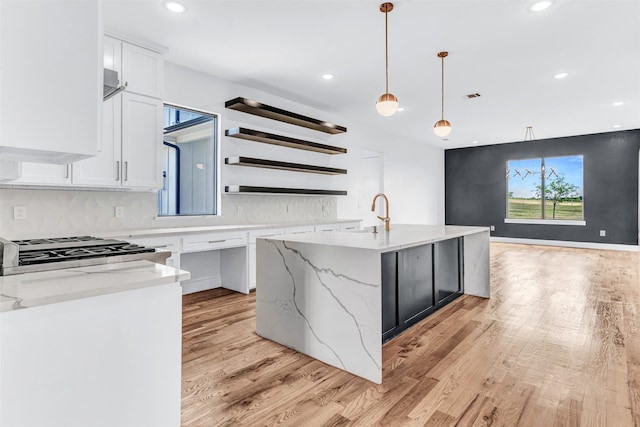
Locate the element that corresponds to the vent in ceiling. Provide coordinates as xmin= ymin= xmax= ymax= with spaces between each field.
xmin=464 ymin=93 xmax=482 ymax=99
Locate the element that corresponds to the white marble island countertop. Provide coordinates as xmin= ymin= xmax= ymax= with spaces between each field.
xmin=263 ymin=224 xmax=489 ymax=253
xmin=256 ymin=223 xmax=491 ymax=383
xmin=0 ymin=261 xmax=190 ymax=313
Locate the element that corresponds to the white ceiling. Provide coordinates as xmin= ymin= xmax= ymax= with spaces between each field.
xmin=103 ymin=0 xmax=640 ymax=149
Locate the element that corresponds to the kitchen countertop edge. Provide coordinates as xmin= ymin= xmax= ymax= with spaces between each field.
xmin=260 ymin=224 xmax=490 ymax=253
xmin=0 ymin=260 xmax=190 ymax=314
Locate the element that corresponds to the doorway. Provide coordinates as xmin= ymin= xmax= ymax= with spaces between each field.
xmin=358 ymin=150 xmax=384 ymax=227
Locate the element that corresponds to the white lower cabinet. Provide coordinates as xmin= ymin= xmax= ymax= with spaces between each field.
xmin=315 ymin=224 xmax=339 ymax=232
xmin=284 ymin=225 xmax=316 ymax=235
xmin=123 ymin=222 xmax=361 ymax=295
xmin=0 ymin=283 xmax=181 ymax=427
xmin=125 ymin=236 xmax=181 ymax=270
xmin=249 ymin=228 xmax=285 ymax=290
xmin=339 ymin=222 xmax=362 ymax=231
xmin=181 ymin=231 xmax=248 ymax=295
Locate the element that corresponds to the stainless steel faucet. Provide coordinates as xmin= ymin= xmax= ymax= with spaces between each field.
xmin=371 ymin=193 xmax=391 ymax=232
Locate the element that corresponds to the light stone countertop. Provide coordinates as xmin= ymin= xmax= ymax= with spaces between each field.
xmin=262 ymin=224 xmax=489 ymax=253
xmin=0 ymin=261 xmax=190 ymax=313
xmin=95 ymin=219 xmax=361 ymax=239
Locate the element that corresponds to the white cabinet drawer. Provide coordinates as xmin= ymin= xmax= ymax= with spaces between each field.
xmin=339 ymin=222 xmax=362 ymax=231
xmin=248 ymin=228 xmax=285 ymax=244
xmin=125 ymin=236 xmax=181 ymax=253
xmin=182 ymin=232 xmax=247 ymax=253
xmin=283 ymin=225 xmax=316 ymax=236
xmin=314 ymin=224 xmax=339 ymax=232
xmin=125 ymin=236 xmax=181 ymax=269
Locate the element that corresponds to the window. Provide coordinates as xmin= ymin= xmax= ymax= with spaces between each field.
xmin=506 ymin=155 xmax=583 ymax=223
xmin=158 ymin=105 xmax=219 ymax=216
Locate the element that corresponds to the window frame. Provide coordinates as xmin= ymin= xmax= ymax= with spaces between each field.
xmin=505 ymin=155 xmax=585 ymax=226
xmin=157 ymin=102 xmax=221 ymax=217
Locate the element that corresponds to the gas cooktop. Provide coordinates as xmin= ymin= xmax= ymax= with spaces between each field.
xmin=0 ymin=236 xmax=169 ymax=276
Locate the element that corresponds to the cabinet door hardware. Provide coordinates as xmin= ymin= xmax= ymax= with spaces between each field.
xmin=208 ymin=239 xmax=226 ymax=244
xmin=103 ymin=81 xmax=128 ymax=102
xmin=124 ymin=161 xmax=129 ymax=181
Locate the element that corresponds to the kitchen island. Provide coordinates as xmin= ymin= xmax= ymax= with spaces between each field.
xmin=0 ymin=261 xmax=190 ymax=427
xmin=255 ymin=224 xmax=489 ymax=384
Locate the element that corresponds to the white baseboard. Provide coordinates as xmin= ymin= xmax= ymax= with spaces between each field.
xmin=181 ymin=275 xmax=222 ymax=295
xmin=490 ymin=237 xmax=639 ymax=252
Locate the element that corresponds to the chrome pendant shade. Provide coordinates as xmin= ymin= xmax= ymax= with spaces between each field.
xmin=434 ymin=51 xmax=452 ymax=137
xmin=376 ymin=2 xmax=398 ymax=117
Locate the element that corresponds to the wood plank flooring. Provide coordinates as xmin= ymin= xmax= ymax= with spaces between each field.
xmin=181 ymin=243 xmax=640 ymax=426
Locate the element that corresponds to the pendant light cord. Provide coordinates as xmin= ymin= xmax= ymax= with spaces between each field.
xmin=385 ymin=8 xmax=389 ymax=94
xmin=441 ymin=55 xmax=445 ymax=120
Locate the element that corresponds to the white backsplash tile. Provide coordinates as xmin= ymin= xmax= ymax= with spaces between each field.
xmin=0 ymin=188 xmax=337 ymax=239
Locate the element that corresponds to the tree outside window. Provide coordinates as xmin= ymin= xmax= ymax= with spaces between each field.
xmin=506 ymin=155 xmax=583 ymax=220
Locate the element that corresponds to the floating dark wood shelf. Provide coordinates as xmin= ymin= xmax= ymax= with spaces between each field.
xmin=225 ymin=186 xmax=347 ymax=196
xmin=225 ymin=97 xmax=347 ymax=134
xmin=225 ymin=157 xmax=347 ymax=175
xmin=225 ymin=127 xmax=346 ymax=155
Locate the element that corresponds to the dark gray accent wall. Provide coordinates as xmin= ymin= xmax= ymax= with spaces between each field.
xmin=445 ymin=129 xmax=640 ymax=245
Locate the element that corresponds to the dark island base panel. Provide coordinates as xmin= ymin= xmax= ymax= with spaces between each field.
xmin=225 ymin=185 xmax=347 ymax=196
xmin=225 ymin=127 xmax=347 ymax=155
xmin=225 ymin=157 xmax=347 ymax=175
xmin=382 ymin=237 xmax=464 ymax=343
xmin=224 ymin=98 xmax=347 ymax=134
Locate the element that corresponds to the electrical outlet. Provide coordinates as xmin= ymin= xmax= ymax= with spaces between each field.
xmin=115 ymin=206 xmax=125 ymax=218
xmin=490 ymin=225 xmax=495 ymax=231
xmin=599 ymin=230 xmax=606 ymax=237
xmin=13 ymin=206 xmax=27 ymax=220
xmin=236 ymin=205 xmax=243 ymax=215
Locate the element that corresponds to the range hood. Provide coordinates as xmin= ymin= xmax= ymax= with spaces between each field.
xmin=103 ymin=68 xmax=127 ymax=101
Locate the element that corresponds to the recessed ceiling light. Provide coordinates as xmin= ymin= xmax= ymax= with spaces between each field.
xmin=397 ymin=107 xmax=405 ymax=112
xmin=612 ymin=101 xmax=625 ymax=106
xmin=530 ymin=1 xmax=553 ymax=12
xmin=164 ymin=1 xmax=186 ymax=13
xmin=553 ymin=72 xmax=569 ymax=79
xmin=321 ymin=73 xmax=334 ymax=80
xmin=472 ymin=141 xmax=479 ymax=144
xmin=613 ymin=124 xmax=622 ymax=128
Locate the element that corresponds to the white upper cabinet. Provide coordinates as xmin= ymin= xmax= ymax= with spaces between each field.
xmin=0 ymin=0 xmax=101 ymax=164
xmin=72 ymin=93 xmax=122 ymax=187
xmin=122 ymin=43 xmax=163 ymax=99
xmin=0 ymin=160 xmax=21 ymax=183
xmin=120 ymin=92 xmax=163 ymax=189
xmin=14 ymin=163 xmax=71 ymax=186
xmin=74 ymin=35 xmax=164 ymax=190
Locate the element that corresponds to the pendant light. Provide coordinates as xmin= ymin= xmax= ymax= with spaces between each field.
xmin=376 ymin=2 xmax=398 ymax=117
xmin=433 ymin=51 xmax=452 ymax=137
xmin=524 ymin=126 xmax=536 ymax=141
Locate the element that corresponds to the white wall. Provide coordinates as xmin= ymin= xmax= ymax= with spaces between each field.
xmin=0 ymin=62 xmax=443 ymax=239
xmin=163 ymin=63 xmax=444 ymax=227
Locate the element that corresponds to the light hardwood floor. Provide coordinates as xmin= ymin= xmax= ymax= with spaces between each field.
xmin=181 ymin=243 xmax=640 ymax=426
